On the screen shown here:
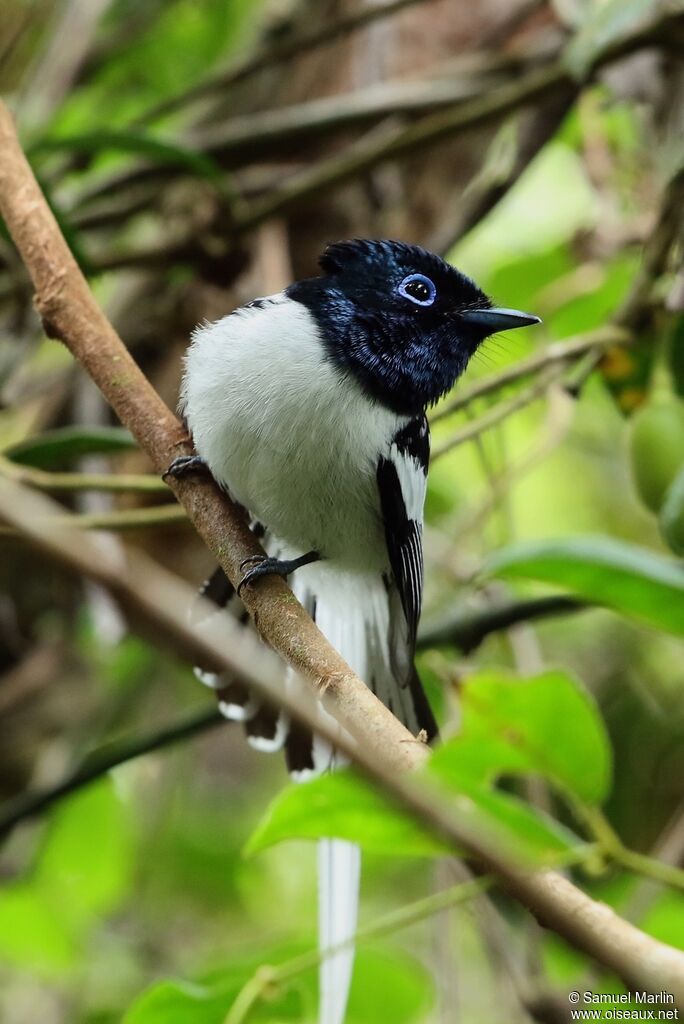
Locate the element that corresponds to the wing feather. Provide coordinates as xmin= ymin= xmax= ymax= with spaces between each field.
xmin=376 ymin=416 xmax=429 ymax=649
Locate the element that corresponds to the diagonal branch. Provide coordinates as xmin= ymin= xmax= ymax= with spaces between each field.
xmin=3 ymin=97 xmax=684 ymax=1004
xmin=0 ymin=99 xmax=421 ymax=773
xmin=2 ymin=478 xmax=684 ymax=1004
xmin=0 ymin=593 xmax=589 ymax=838
xmin=0 ymin=595 xmax=588 ymax=837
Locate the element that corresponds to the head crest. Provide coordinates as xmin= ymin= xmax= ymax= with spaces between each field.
xmin=318 ymin=239 xmax=374 ymax=275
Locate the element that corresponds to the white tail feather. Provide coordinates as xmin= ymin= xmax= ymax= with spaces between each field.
xmin=289 ymin=562 xmax=406 ymax=1024
xmin=318 ymin=838 xmax=361 ymax=1024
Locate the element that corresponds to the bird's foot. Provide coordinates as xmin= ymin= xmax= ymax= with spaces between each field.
xmin=237 ymin=550 xmax=320 ymax=596
xmin=163 ymin=454 xmax=209 ymax=482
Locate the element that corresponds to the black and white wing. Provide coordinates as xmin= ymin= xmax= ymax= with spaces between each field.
xmin=376 ymin=416 xmax=429 ymax=647
xmin=376 ymin=416 xmax=437 ymax=740
xmin=191 ymin=524 xmax=293 ymax=753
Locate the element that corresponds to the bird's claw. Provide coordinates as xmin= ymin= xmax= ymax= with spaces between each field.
xmin=162 ymin=455 xmax=208 ymax=482
xmin=239 ymin=554 xmax=267 ymax=571
xmin=237 ymin=555 xmax=284 ymax=597
xmin=237 ymin=550 xmax=320 ymax=598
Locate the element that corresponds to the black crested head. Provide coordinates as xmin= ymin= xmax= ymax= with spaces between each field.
xmin=287 ymin=239 xmax=540 ymax=416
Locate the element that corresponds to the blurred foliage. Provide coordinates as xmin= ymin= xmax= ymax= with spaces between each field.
xmin=1 ymin=0 xmax=684 ymax=1022
xmin=6 ymin=426 xmax=138 ymax=467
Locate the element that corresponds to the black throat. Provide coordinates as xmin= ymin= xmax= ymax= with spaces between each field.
xmin=287 ymin=278 xmax=480 ymax=416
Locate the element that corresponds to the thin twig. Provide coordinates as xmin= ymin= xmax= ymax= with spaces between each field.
xmin=623 ymin=799 xmax=684 ymax=924
xmin=432 ymin=368 xmax=562 ymax=461
xmin=431 ymin=325 xmax=632 ymax=424
xmin=0 ymin=706 xmax=225 ymax=837
xmin=61 ymin=11 xmax=684 ymax=274
xmin=75 ymin=5 xmax=684 ymax=219
xmin=430 ymin=84 xmax=575 ymax=255
xmin=69 ymin=61 xmax=566 ymax=262
xmin=224 ymin=877 xmax=492 ymax=1024
xmin=71 ymin=66 xmax=522 ymax=211
xmin=0 ymin=502 xmax=187 ymax=534
xmin=616 ymin=166 xmax=684 ymax=330
xmin=453 ymin=384 xmax=576 ymax=540
xmin=234 ymin=63 xmax=566 ymax=233
xmin=0 ymin=454 xmax=168 ymax=493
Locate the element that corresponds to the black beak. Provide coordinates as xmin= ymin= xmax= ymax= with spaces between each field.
xmin=460 ymin=307 xmax=541 ymax=332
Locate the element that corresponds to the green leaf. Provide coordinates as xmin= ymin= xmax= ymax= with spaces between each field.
xmin=246 ymin=767 xmax=577 ymax=867
xmin=443 ymin=785 xmax=579 ymax=862
xmin=245 ymin=771 xmax=448 ymax=859
xmin=430 ymin=670 xmax=612 ymax=805
xmin=46 ymin=0 xmax=259 ymax=133
xmin=36 ymin=780 xmax=132 ymax=928
xmin=546 ymin=250 xmax=639 ymax=340
xmin=31 ymin=131 xmax=229 ymax=193
xmin=124 ymin=946 xmax=430 ymax=1024
xmin=642 ymin=890 xmax=684 ymax=951
xmin=0 ymin=885 xmax=76 ymax=974
xmin=123 ymin=978 xmax=244 ymax=1024
xmin=346 ymin=947 xmax=432 ymax=1023
xmin=6 ymin=426 xmax=138 ymax=467
xmin=484 ymin=536 xmax=684 ymax=637
xmin=124 ymin=942 xmax=312 ymax=1024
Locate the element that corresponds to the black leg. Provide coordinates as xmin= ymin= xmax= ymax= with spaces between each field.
xmin=237 ymin=550 xmax=320 ymax=596
xmin=163 ymin=454 xmax=209 ymax=482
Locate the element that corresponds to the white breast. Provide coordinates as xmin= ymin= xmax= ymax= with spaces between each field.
xmin=180 ymin=294 xmax=408 ymax=571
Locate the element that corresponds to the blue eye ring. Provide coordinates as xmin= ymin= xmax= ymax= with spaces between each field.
xmin=398 ymin=273 xmax=437 ymax=307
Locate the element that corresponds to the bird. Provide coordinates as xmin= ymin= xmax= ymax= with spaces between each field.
xmin=167 ymin=238 xmax=540 ymax=1024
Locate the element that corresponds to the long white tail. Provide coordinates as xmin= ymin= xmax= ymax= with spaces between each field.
xmin=318 ymin=838 xmax=361 ymax=1024
xmin=194 ymin=556 xmax=433 ymax=1024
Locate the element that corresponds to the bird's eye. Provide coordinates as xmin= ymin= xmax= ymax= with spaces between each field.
xmin=398 ymin=273 xmax=436 ymax=307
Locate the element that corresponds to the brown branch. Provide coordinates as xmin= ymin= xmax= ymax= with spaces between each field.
xmin=2 ymin=478 xmax=684 ymax=1004
xmin=89 ymin=8 xmax=684 ymax=240
xmin=136 ymin=0 xmax=436 ymax=126
xmin=61 ymin=11 xmax=684 ymax=273
xmin=0 ymin=594 xmax=586 ymax=835
xmin=430 ymin=161 xmax=684 ymax=434
xmin=3 ymin=96 xmax=684 ymax=1003
xmin=74 ymin=61 xmax=563 ymax=265
xmin=0 ymin=99 xmax=422 ymax=774
xmin=429 ymin=83 xmax=576 ymax=255
xmin=70 ymin=59 xmax=529 ymax=212
xmin=233 ymin=62 xmax=566 ymax=232
xmin=615 ymin=166 xmax=684 ymax=331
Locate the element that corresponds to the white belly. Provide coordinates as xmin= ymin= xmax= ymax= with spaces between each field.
xmin=180 ymin=295 xmax=408 ymax=571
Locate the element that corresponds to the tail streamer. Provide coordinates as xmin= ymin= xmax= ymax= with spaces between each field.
xmin=318 ymin=838 xmax=362 ymax=1024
